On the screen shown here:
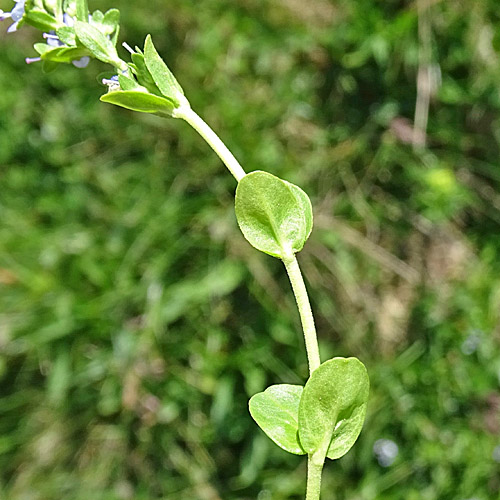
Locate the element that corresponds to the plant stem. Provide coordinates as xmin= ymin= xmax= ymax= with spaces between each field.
xmin=306 ymin=455 xmax=324 ymax=500
xmin=175 ymin=106 xmax=246 ymax=182
xmin=283 ymin=255 xmax=321 ymax=375
xmin=176 ymin=105 xmax=324 ymax=498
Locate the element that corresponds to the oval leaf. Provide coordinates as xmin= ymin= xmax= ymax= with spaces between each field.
xmin=100 ymin=90 xmax=175 ymax=115
xmin=235 ymin=171 xmax=313 ymax=259
xmin=249 ymin=384 xmax=306 ymax=455
xmin=74 ymin=20 xmax=120 ymax=66
xmin=144 ymin=34 xmax=184 ymax=104
xmin=102 ymin=8 xmax=120 ymax=44
xmin=102 ymin=9 xmax=120 ymax=32
xmin=298 ymin=357 xmax=369 ymax=460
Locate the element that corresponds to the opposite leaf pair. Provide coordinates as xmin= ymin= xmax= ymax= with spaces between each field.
xmin=235 ymin=174 xmax=369 ymax=459
xmin=249 ymin=357 xmax=369 ymax=461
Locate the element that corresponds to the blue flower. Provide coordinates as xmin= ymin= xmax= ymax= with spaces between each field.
xmin=0 ymin=0 xmax=26 ymax=33
xmin=72 ymin=56 xmax=90 ymax=68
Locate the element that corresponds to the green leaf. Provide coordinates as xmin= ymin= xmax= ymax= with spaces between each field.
xmin=100 ymin=90 xmax=176 ymax=115
xmin=34 ymin=43 xmax=52 ymax=55
xmin=91 ymin=9 xmax=104 ymax=23
xmin=24 ymin=9 xmax=59 ymax=31
xmin=102 ymin=8 xmax=120 ymax=44
xmin=131 ymin=52 xmax=162 ymax=96
xmin=235 ymin=171 xmax=314 ymax=259
xmin=118 ymin=74 xmax=142 ymax=91
xmin=144 ymin=34 xmax=184 ymax=105
xmin=75 ymin=0 xmax=88 ymax=22
xmin=298 ymin=357 xmax=369 ymax=460
xmin=102 ymin=9 xmax=120 ymax=32
xmin=249 ymin=384 xmax=306 ymax=455
xmin=56 ymin=26 xmax=76 ymax=46
xmin=74 ymin=21 xmax=120 ymax=66
xmin=40 ymin=46 xmax=89 ymax=64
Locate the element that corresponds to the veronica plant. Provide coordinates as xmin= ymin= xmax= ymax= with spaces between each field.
xmin=1 ymin=1 xmax=370 ymax=497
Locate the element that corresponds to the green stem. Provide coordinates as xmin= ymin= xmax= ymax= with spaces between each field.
xmin=175 ymin=104 xmax=323 ymax=498
xmin=306 ymin=455 xmax=324 ymax=500
xmin=175 ymin=106 xmax=246 ymax=182
xmin=283 ymin=255 xmax=321 ymax=375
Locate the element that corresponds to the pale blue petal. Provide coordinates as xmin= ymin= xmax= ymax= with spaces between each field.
xmin=72 ymin=57 xmax=90 ymax=68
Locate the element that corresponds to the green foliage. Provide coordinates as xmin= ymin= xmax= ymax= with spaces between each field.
xmin=74 ymin=20 xmax=120 ymax=66
xmin=100 ymin=8 xmax=120 ymax=45
xmin=100 ymin=90 xmax=176 ymax=115
xmin=249 ymin=384 xmax=305 ymax=455
xmin=23 ymin=2 xmax=121 ymax=69
xmin=144 ymin=34 xmax=185 ymax=106
xmin=129 ymin=50 xmax=163 ymax=95
xmin=34 ymin=43 xmax=88 ymax=64
xmin=75 ymin=0 xmax=88 ymax=21
xmin=24 ymin=8 xmax=59 ymax=31
xmin=56 ymin=26 xmax=76 ymax=45
xmin=249 ymin=358 xmax=369 ymax=462
xmin=99 ymin=33 xmax=188 ymax=117
xmin=1 ymin=0 xmax=500 ymax=498
xmin=235 ymin=171 xmax=313 ymax=259
xmin=117 ymin=73 xmax=141 ymax=91
xmin=299 ymin=358 xmax=369 ymax=460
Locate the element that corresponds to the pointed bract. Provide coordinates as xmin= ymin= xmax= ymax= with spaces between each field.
xmin=143 ymin=34 xmax=185 ymax=106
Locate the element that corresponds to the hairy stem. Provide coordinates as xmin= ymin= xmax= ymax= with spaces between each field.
xmin=306 ymin=455 xmax=324 ymax=500
xmin=175 ymin=106 xmax=246 ymax=182
xmin=283 ymin=255 xmax=321 ymax=375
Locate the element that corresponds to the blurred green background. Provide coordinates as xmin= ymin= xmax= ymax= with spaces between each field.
xmin=1 ymin=0 xmax=500 ymax=499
